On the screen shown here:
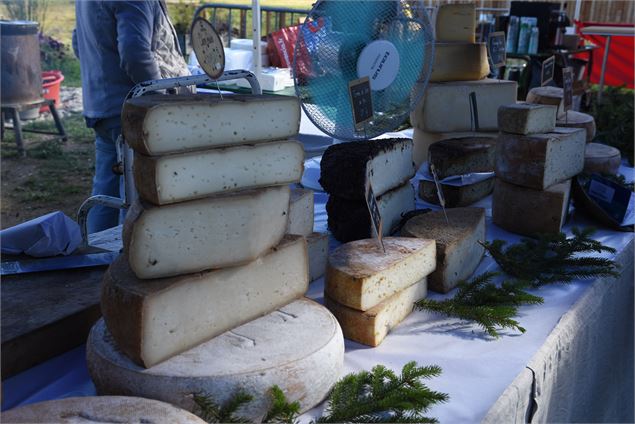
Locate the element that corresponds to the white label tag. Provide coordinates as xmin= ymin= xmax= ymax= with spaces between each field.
xmin=588 ymin=180 xmax=616 ymax=203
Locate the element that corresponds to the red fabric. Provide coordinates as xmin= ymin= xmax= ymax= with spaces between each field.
xmin=575 ymin=21 xmax=635 ymax=89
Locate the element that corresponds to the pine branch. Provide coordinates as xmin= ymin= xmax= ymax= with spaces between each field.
xmin=480 ymin=227 xmax=618 ymax=287
xmin=263 ymin=385 xmax=301 ymax=424
xmin=415 ymin=272 xmax=543 ymax=338
xmin=191 ymin=390 xmax=252 ymax=423
xmin=318 ymin=361 xmax=448 ymax=423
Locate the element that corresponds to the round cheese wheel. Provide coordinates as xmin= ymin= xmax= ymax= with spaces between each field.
xmin=526 ymin=86 xmax=565 ymax=118
xmin=87 ymin=299 xmax=344 ymax=422
xmin=1 ymin=396 xmax=206 ymax=423
xmin=557 ymin=110 xmax=596 ymax=142
xmin=584 ymin=143 xmax=621 ymax=175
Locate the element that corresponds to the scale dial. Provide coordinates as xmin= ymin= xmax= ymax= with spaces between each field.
xmin=190 ymin=17 xmax=225 ymax=79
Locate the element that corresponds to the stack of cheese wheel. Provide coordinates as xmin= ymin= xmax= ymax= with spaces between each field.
xmin=319 ymin=138 xmax=416 ymax=242
xmin=410 ymin=2 xmax=518 ymax=168
xmin=86 ymin=93 xmax=344 ymax=421
xmin=493 ymin=102 xmax=587 ymax=236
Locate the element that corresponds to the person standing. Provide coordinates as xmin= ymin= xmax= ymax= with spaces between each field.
xmin=74 ymin=0 xmax=190 ymax=233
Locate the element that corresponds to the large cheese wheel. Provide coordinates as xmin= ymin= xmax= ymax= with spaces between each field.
xmin=419 ymin=177 xmax=495 ymax=207
xmin=430 ymin=43 xmax=489 ymax=82
xmin=584 ymin=143 xmax=621 ymax=175
xmin=88 ymin=299 xmax=344 ymax=422
xmin=525 ymin=86 xmax=565 ymax=118
xmin=428 ymin=136 xmax=498 ymax=179
xmin=557 ymin=110 xmax=596 ymax=142
xmin=435 ymin=3 xmax=476 ymax=43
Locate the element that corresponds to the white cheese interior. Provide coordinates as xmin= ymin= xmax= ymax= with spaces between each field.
xmin=307 ymin=232 xmax=328 ymax=282
xmin=543 ymin=128 xmax=586 ymax=188
xmin=287 ymin=188 xmax=314 ymax=237
xmin=378 ymin=183 xmax=415 ymax=235
xmin=128 ymin=186 xmax=289 ymax=279
xmin=369 ymin=140 xmax=414 ymax=196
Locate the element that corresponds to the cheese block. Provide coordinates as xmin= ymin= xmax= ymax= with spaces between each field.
xmin=428 ymin=136 xmax=498 ymax=179
xmin=497 ymin=103 xmax=557 ymax=135
xmin=319 ymin=138 xmax=415 ymax=200
xmin=122 ymin=93 xmax=301 ymax=155
xmin=325 ymin=279 xmax=427 ymax=346
xmin=1 ymin=397 xmax=206 ymax=423
xmin=419 ymin=177 xmax=494 ymax=207
xmin=401 ymin=208 xmax=485 ymax=293
xmin=325 ymin=237 xmax=436 ymax=311
xmin=412 ymin=79 xmax=518 ymax=133
xmin=412 ymin=128 xmax=498 ymax=169
xmin=124 ymin=185 xmax=289 ymax=279
xmin=556 ymin=110 xmax=596 ymax=142
xmin=525 ymin=86 xmax=565 ymax=118
xmin=495 ymin=127 xmax=586 ymax=190
xmin=287 ymin=188 xmax=314 ymax=236
xmin=134 ymin=140 xmax=304 ymax=205
xmin=584 ymin=143 xmax=621 ymax=175
xmin=435 ymin=3 xmax=476 ymax=43
xmin=88 ymin=299 xmax=344 ymax=422
xmin=492 ymin=178 xmax=571 ymax=236
xmin=326 ymin=182 xmax=415 ymax=243
xmin=307 ymin=232 xmax=329 ymax=282
xmin=430 ymin=43 xmax=489 ymax=82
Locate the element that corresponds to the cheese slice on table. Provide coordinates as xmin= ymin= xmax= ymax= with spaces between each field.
xmin=134 ymin=140 xmax=304 ymax=205
xmin=325 ymin=237 xmax=436 ymax=311
xmin=497 ymin=103 xmax=557 ymax=135
xmin=496 ymin=127 xmax=585 ymax=190
xmin=584 ymin=143 xmax=622 ymax=175
xmin=325 ymin=279 xmax=427 ymax=347
xmin=326 ymin=182 xmax=415 ymax=243
xmin=492 ymin=178 xmax=571 ymax=236
xmin=430 ymin=43 xmax=489 ymax=82
xmin=319 ymin=138 xmax=415 ymax=199
xmin=525 ymin=86 xmax=565 ymax=118
xmin=287 ymin=188 xmax=314 ymax=236
xmin=556 ymin=110 xmax=596 ymax=142
xmin=412 ymin=79 xmax=518 ymax=133
xmin=102 ymin=235 xmax=308 ymax=368
xmin=0 ymin=397 xmax=206 ymax=424
xmin=435 ymin=3 xmax=476 ymax=43
xmin=124 ymin=185 xmax=289 ymax=279
xmin=122 ymin=93 xmax=300 ymax=155
xmin=428 ymin=136 xmax=498 ymax=179
xmin=419 ymin=178 xmax=494 ymax=207
xmin=307 ymin=232 xmax=329 ymax=282
xmin=411 ymin=128 xmax=498 ymax=169
xmin=401 ymin=208 xmax=485 ymax=293
xmin=88 ymin=299 xmax=344 ymax=422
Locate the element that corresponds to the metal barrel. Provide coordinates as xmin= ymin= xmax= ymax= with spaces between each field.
xmin=1 ymin=20 xmax=43 ymax=106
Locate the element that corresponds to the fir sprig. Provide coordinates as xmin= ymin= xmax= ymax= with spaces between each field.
xmin=318 ymin=361 xmax=448 ymax=423
xmin=415 ymin=272 xmax=543 ymax=337
xmin=480 ymin=227 xmax=618 ymax=286
xmin=191 ymin=390 xmax=252 ymax=423
xmin=263 ymin=385 xmax=301 ymax=424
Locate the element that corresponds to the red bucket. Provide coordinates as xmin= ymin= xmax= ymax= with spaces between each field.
xmin=40 ymin=70 xmax=64 ymax=113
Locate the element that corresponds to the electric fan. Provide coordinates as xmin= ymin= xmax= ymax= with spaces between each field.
xmin=293 ymin=0 xmax=434 ymax=141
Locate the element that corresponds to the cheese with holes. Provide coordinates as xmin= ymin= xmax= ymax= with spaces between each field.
xmin=492 ymin=178 xmax=571 ymax=236
xmin=557 ymin=110 xmax=596 ymax=142
xmin=428 ymin=136 xmax=498 ymax=179
xmin=123 ymin=186 xmax=289 ymax=279
xmin=584 ymin=143 xmax=621 ymax=175
xmin=287 ymin=188 xmax=314 ymax=236
xmin=496 ymin=127 xmax=586 ymax=190
xmin=412 ymin=128 xmax=498 ymax=169
xmin=401 ymin=208 xmax=485 ymax=293
xmin=0 ymin=397 xmax=206 ymax=424
xmin=435 ymin=3 xmax=476 ymax=43
xmin=88 ymin=299 xmax=344 ymax=422
xmin=307 ymin=232 xmax=328 ymax=282
xmin=325 ymin=279 xmax=426 ymax=346
xmin=412 ymin=79 xmax=518 ymax=133
xmin=134 ymin=140 xmax=304 ymax=205
xmin=419 ymin=178 xmax=494 ymax=207
xmin=319 ymin=138 xmax=415 ymax=199
xmin=122 ymin=94 xmax=300 ymax=155
xmin=103 ymin=235 xmax=308 ymax=368
xmin=497 ymin=103 xmax=557 ymax=135
xmin=526 ymin=86 xmax=565 ymax=118
xmin=431 ymin=43 xmax=489 ymax=82
xmin=326 ymin=182 xmax=415 ymax=243
xmin=325 ymin=237 xmax=436 ymax=311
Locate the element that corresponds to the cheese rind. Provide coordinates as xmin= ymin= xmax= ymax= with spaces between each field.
xmin=497 ymin=103 xmax=557 ymax=135
xmin=412 ymin=79 xmax=518 ymax=133
xmin=319 ymin=138 xmax=415 ymax=200
xmin=122 ymin=94 xmax=301 ymax=155
xmin=124 ymin=186 xmax=289 ymax=279
xmin=526 ymin=86 xmax=565 ymax=118
xmin=326 ymin=182 xmax=415 ymax=243
xmin=435 ymin=3 xmax=476 ymax=43
xmin=584 ymin=143 xmax=621 ymax=175
xmin=492 ymin=178 xmax=571 ymax=236
xmin=401 ymin=208 xmax=485 ymax=293
xmin=419 ymin=178 xmax=494 ymax=207
xmin=325 ymin=237 xmax=436 ymax=311
xmin=495 ymin=127 xmax=586 ymax=190
xmin=287 ymin=188 xmax=314 ymax=236
xmin=102 ymin=235 xmax=309 ymax=368
xmin=88 ymin=299 xmax=344 ymax=422
xmin=556 ymin=110 xmax=596 ymax=142
xmin=134 ymin=140 xmax=304 ymax=205
xmin=428 ymin=136 xmax=498 ymax=179
xmin=0 ymin=397 xmax=206 ymax=424
xmin=412 ymin=128 xmax=498 ymax=169
xmin=325 ymin=279 xmax=427 ymax=346
xmin=307 ymin=232 xmax=329 ymax=282
xmin=430 ymin=43 xmax=489 ymax=82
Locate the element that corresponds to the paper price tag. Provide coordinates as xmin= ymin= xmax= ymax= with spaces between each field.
xmin=364 ymin=169 xmax=384 ymax=252
xmin=487 ymin=31 xmax=507 ymax=68
xmin=562 ymin=67 xmax=574 ymax=112
xmin=348 ymin=77 xmax=373 ymax=131
xmin=541 ymin=55 xmax=555 ymax=86
xmin=587 ymin=174 xmax=632 ymax=223
xmin=588 ymin=179 xmax=615 ymax=203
